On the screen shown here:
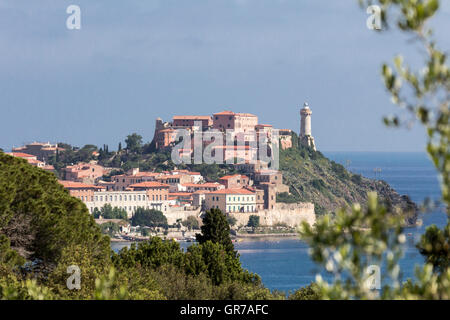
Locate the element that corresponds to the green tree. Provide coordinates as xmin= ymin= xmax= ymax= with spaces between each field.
xmin=247 ymin=215 xmax=260 ymax=232
xmin=93 ymin=204 xmax=128 ymax=220
xmin=125 ymin=133 xmax=143 ymax=154
xmin=289 ymin=282 xmax=322 ymax=300
xmin=196 ymin=208 xmax=235 ymax=254
xmin=131 ymin=208 xmax=168 ymax=228
xmin=0 ymin=153 xmax=110 ymax=294
xmin=99 ymin=222 xmax=121 ymax=237
xmin=182 ymin=216 xmax=200 ymax=231
xmin=227 ymin=216 xmax=238 ymax=228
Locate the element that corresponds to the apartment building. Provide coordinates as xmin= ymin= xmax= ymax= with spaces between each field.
xmin=7 ymin=152 xmax=55 ymax=172
xmin=172 ymin=115 xmax=212 ymax=129
xmin=205 ymin=188 xmax=256 ymax=213
xmin=155 ymin=174 xmax=194 ymax=192
xmin=59 ymin=180 xmax=105 ymax=202
xmin=12 ymin=142 xmax=62 ymax=162
xmin=128 ymin=181 xmax=170 ymax=202
xmin=181 ymin=182 xmax=224 ymax=193
xmin=110 ymin=168 xmax=160 ymax=191
xmin=64 ymin=162 xmax=109 ymax=184
xmin=84 ymin=190 xmax=170 ymax=218
xmin=212 ymin=111 xmax=258 ymax=133
xmin=218 ymin=174 xmax=250 ymax=189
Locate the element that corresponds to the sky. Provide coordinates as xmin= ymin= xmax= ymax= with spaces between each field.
xmin=0 ymin=0 xmax=449 ymax=152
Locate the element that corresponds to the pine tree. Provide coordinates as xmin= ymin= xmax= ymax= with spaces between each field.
xmin=196 ymin=208 xmax=235 ymax=254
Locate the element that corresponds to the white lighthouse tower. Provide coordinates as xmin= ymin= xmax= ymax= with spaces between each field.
xmin=300 ymin=102 xmax=316 ymax=151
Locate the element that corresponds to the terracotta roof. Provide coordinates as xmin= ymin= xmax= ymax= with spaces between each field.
xmin=219 ymin=174 xmax=248 ymax=180
xmin=58 ymin=180 xmax=104 ymax=190
xmin=207 ymin=188 xmax=255 ymax=195
xmin=129 ymin=181 xmax=170 ymax=188
xmin=213 ymin=110 xmax=235 ymax=115
xmin=7 ymin=152 xmax=36 ymax=158
xmin=27 ymin=158 xmax=44 ymax=165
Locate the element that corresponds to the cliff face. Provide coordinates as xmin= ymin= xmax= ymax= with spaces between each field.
xmin=279 ymin=145 xmax=418 ymax=225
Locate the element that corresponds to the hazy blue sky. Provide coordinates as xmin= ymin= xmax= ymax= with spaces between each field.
xmin=1 ymin=0 xmax=449 ymax=152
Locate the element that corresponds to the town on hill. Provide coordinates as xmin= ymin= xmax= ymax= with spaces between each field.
xmin=6 ymin=104 xmax=320 ymax=239
xmin=5 ymin=103 xmax=416 ymax=240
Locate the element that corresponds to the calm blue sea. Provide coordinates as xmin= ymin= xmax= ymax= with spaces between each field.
xmin=111 ymin=152 xmax=447 ymax=293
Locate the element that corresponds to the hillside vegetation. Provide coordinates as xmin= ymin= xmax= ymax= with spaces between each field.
xmin=279 ymin=137 xmax=417 ymax=225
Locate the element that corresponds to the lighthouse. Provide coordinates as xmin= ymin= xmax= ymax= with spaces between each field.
xmin=299 ymin=102 xmax=316 ymax=151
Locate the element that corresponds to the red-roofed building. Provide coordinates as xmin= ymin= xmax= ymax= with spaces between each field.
xmin=168 ymin=192 xmax=193 ymax=206
xmin=59 ymin=180 xmax=105 ymax=202
xmin=218 ymin=174 xmax=250 ymax=189
xmin=63 ymin=162 xmax=109 ymax=184
xmin=181 ymin=182 xmax=225 ymax=193
xmin=155 ymin=174 xmax=195 ymax=192
xmin=12 ymin=142 xmax=63 ymax=162
xmin=7 ymin=152 xmax=55 ymax=172
xmin=110 ymin=168 xmax=160 ymax=191
xmin=172 ymin=115 xmax=212 ymax=129
xmin=128 ymin=181 xmax=170 ymax=202
xmin=212 ymin=111 xmax=258 ymax=133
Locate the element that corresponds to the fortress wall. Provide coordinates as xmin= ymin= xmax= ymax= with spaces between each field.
xmin=229 ymin=202 xmax=315 ymax=228
xmin=165 ymin=207 xmax=202 ymax=225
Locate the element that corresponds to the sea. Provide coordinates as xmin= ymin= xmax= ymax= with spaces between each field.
xmin=111 ymin=152 xmax=447 ymax=293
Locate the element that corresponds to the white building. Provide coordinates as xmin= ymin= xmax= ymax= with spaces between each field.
xmin=84 ymin=190 xmax=170 ymax=218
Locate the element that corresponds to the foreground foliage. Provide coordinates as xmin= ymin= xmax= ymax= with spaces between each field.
xmin=299 ymin=0 xmax=450 ymax=299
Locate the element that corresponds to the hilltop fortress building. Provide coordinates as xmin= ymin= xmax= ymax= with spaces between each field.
xmin=152 ymin=110 xmax=293 ymax=153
